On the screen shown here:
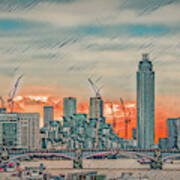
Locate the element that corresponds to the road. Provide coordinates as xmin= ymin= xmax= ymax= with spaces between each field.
xmin=1 ymin=159 xmax=180 ymax=179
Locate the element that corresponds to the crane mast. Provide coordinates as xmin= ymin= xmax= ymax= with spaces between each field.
xmin=120 ymin=98 xmax=131 ymax=139
xmin=8 ymin=75 xmax=23 ymax=113
xmin=95 ymin=97 xmax=99 ymax=149
xmin=110 ymin=102 xmax=116 ymax=131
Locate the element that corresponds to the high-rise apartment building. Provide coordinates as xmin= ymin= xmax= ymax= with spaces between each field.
xmin=137 ymin=54 xmax=155 ymax=149
xmin=63 ymin=97 xmax=76 ymax=117
xmin=44 ymin=106 xmax=54 ymax=128
xmin=89 ymin=97 xmax=103 ymax=120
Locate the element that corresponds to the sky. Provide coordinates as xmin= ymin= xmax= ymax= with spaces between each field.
xmin=0 ymin=0 xmax=180 ymax=140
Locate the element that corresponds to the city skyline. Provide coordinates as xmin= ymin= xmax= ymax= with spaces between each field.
xmin=0 ymin=1 xmax=180 ymax=178
xmin=0 ymin=53 xmax=178 ymax=144
xmin=0 ymin=0 xmax=179 ymax=144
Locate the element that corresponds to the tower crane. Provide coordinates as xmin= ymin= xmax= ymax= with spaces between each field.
xmin=110 ymin=102 xmax=116 ymax=131
xmin=88 ymin=78 xmax=103 ymax=98
xmin=8 ymin=74 xmax=23 ymax=113
xmin=88 ymin=77 xmax=103 ymax=149
xmin=120 ymin=98 xmax=131 ymax=139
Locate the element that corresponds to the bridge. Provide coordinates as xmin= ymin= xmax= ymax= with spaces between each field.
xmin=1 ymin=148 xmax=180 ymax=169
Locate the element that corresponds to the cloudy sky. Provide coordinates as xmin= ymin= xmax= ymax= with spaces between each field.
xmin=0 ymin=0 xmax=180 ymax=102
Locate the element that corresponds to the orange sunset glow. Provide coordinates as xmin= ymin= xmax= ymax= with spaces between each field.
xmin=3 ymin=94 xmax=180 ymax=144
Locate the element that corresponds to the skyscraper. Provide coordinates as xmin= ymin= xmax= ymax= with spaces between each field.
xmin=63 ymin=97 xmax=77 ymax=117
xmin=44 ymin=106 xmax=54 ymax=128
xmin=89 ymin=97 xmax=103 ymax=120
xmin=89 ymin=96 xmax=105 ymax=148
xmin=137 ymin=54 xmax=155 ymax=149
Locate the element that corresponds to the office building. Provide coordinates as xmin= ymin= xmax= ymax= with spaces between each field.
xmin=0 ymin=113 xmax=40 ymax=150
xmin=48 ymin=120 xmax=61 ymax=142
xmin=137 ymin=54 xmax=155 ymax=149
xmin=167 ymin=118 xmax=180 ymax=149
xmin=0 ymin=114 xmax=20 ymax=147
xmin=43 ymin=106 xmax=54 ymax=128
xmin=63 ymin=97 xmax=76 ymax=117
xmin=132 ymin=128 xmax=137 ymax=140
xmin=158 ymin=138 xmax=169 ymax=149
xmin=0 ymin=108 xmax=6 ymax=114
xmin=132 ymin=128 xmax=137 ymax=147
xmin=18 ymin=113 xmax=40 ymax=150
xmin=89 ymin=97 xmax=103 ymax=120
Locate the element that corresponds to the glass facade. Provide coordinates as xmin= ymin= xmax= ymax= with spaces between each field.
xmin=44 ymin=106 xmax=54 ymax=128
xmin=2 ymin=122 xmax=17 ymax=146
xmin=137 ymin=54 xmax=155 ymax=149
xmin=89 ymin=97 xmax=103 ymax=120
xmin=159 ymin=138 xmax=169 ymax=149
xmin=166 ymin=118 xmax=180 ymax=149
xmin=63 ymin=97 xmax=76 ymax=117
xmin=0 ymin=114 xmax=20 ymax=148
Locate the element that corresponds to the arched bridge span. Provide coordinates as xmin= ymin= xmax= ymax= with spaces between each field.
xmin=8 ymin=152 xmax=75 ymax=162
xmin=83 ymin=150 xmax=156 ymax=161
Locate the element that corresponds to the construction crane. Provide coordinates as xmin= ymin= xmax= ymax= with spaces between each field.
xmin=88 ymin=78 xmax=103 ymax=98
xmin=8 ymin=74 xmax=23 ymax=113
xmin=120 ymin=98 xmax=131 ymax=139
xmin=110 ymin=102 xmax=116 ymax=131
xmin=88 ymin=77 xmax=103 ymax=149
